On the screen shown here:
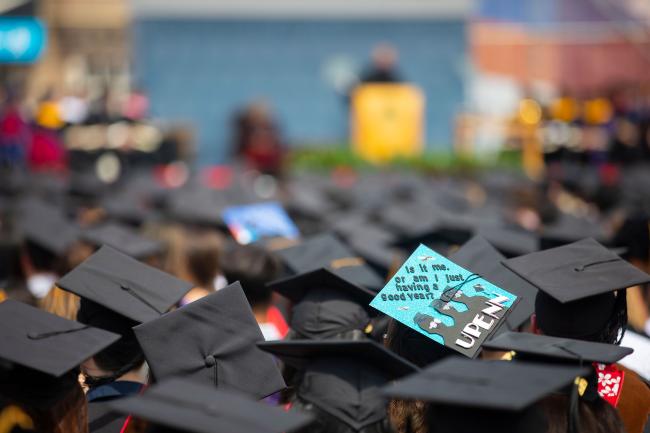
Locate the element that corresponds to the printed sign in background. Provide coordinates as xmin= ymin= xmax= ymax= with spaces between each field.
xmin=222 ymin=202 xmax=300 ymax=245
xmin=370 ymin=244 xmax=518 ymax=358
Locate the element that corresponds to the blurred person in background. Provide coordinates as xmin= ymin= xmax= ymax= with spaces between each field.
xmin=122 ymin=87 xmax=149 ymax=122
xmin=359 ymin=43 xmax=403 ymax=84
xmin=38 ymin=241 xmax=94 ymax=320
xmin=220 ymin=244 xmax=288 ymax=340
xmin=59 ymin=88 xmax=89 ymax=126
xmin=178 ymin=230 xmax=227 ymax=305
xmin=231 ymin=100 xmax=286 ymax=176
xmin=0 ymin=85 xmax=29 ymax=167
xmin=29 ymin=89 xmax=67 ymax=171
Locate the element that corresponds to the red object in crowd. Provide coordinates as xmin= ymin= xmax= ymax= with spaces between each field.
xmin=27 ymin=127 xmax=67 ymax=171
xmin=266 ymin=305 xmax=289 ymax=338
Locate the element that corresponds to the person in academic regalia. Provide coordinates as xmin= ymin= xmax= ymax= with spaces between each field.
xmin=384 ymin=356 xmax=625 ymax=433
xmin=108 ymin=378 xmax=312 ymax=433
xmin=503 ymin=238 xmax=650 ymax=433
xmin=220 ymin=244 xmax=287 ymax=340
xmin=56 ymin=246 xmax=193 ymax=433
xmin=132 ymin=282 xmax=286 ymax=401
xmin=16 ymin=200 xmax=80 ymax=303
xmin=0 ymin=300 xmax=119 ymax=433
xmin=258 ymin=339 xmax=416 ymax=433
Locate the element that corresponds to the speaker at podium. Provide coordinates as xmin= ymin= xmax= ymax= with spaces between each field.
xmin=351 ymin=83 xmax=425 ymax=164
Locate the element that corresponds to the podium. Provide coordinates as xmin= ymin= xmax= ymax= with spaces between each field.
xmin=351 ymin=83 xmax=425 ymax=164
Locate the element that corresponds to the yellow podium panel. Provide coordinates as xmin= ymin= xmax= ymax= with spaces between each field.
xmin=351 ymin=83 xmax=425 ymax=164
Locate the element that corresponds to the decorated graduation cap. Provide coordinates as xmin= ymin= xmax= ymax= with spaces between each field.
xmin=484 ymin=332 xmax=632 ymax=365
xmin=449 ymin=236 xmax=537 ymax=331
xmin=19 ymin=201 xmax=79 ymax=256
xmin=222 ymin=201 xmax=299 ymax=245
xmin=370 ymin=244 xmax=519 ymax=358
xmin=259 ymin=339 xmax=417 ymax=432
xmin=133 ymin=282 xmax=286 ymax=399
xmin=82 ymin=222 xmax=165 ymax=259
xmin=274 ymin=233 xmax=384 ymax=291
xmin=502 ymin=238 xmax=650 ymax=340
xmin=268 ymin=269 xmax=374 ymax=340
xmin=57 ymin=245 xmax=193 ymax=323
xmin=0 ymin=300 xmax=120 ymax=377
xmin=109 ymin=378 xmax=312 ymax=433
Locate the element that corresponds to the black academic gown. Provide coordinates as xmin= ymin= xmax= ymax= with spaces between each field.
xmin=87 ymin=381 xmax=143 ymax=433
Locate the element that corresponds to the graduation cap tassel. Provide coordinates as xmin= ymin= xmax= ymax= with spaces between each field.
xmin=440 ymin=273 xmax=482 ymax=302
xmin=573 ymin=257 xmax=622 ymax=272
xmin=27 ymin=325 xmax=90 ymax=339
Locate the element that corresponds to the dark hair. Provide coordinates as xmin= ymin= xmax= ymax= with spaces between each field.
xmin=221 ymin=244 xmax=281 ymax=308
xmin=0 ymin=369 xmax=88 ymax=433
xmin=23 ymin=240 xmax=58 ymax=272
xmin=385 ymin=319 xmax=456 ymax=433
xmin=184 ymin=231 xmax=222 ymax=288
xmin=538 ymin=394 xmax=626 ymax=433
xmin=76 ymin=300 xmax=144 ymax=378
xmin=535 ymin=290 xmax=628 ymax=345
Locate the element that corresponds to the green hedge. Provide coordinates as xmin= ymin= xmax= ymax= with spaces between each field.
xmin=288 ymin=146 xmax=522 ymax=175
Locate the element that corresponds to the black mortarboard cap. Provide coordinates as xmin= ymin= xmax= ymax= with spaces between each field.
xmin=109 ymin=378 xmax=313 ymax=433
xmin=261 ymin=339 xmax=416 ymax=431
xmin=0 ymin=300 xmax=119 ymax=377
xmin=258 ymin=339 xmax=418 ymax=378
xmin=267 ymin=268 xmax=375 ymax=307
xmin=82 ymin=222 xmax=164 ymax=259
xmin=475 ymin=225 xmax=538 ymax=257
xmin=274 ymin=233 xmax=384 ymax=290
xmin=450 ymin=236 xmax=537 ymax=330
xmin=539 ymin=213 xmax=607 ymax=249
xmin=19 ymin=201 xmax=79 ymax=255
xmin=57 ymin=245 xmax=192 ymax=322
xmin=383 ymin=357 xmax=588 ymax=411
xmin=502 ymin=238 xmax=650 ymax=303
xmin=484 ymin=332 xmax=632 ymax=364
xmin=133 ymin=282 xmax=286 ymax=399
xmin=268 ymin=268 xmax=374 ymax=339
xmin=165 ymin=187 xmax=228 ymax=227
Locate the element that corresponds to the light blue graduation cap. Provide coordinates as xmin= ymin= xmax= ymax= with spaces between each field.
xmin=370 ymin=244 xmax=518 ymax=358
xmin=222 ymin=202 xmax=299 ymax=245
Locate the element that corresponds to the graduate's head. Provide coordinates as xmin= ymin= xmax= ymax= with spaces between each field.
xmin=502 ymin=238 xmax=650 ymax=345
xmin=532 ymin=290 xmax=627 ymax=344
xmin=76 ymin=299 xmax=145 ymax=383
xmin=0 ymin=301 xmax=119 ymax=433
xmin=221 ymin=244 xmax=280 ymax=309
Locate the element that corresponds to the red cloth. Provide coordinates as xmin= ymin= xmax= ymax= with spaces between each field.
xmin=27 ymin=128 xmax=66 ymax=171
xmin=594 ymin=362 xmax=625 ymax=407
xmin=266 ymin=305 xmax=289 ymax=338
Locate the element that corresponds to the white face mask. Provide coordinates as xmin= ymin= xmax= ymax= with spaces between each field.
xmin=26 ymin=273 xmax=56 ymax=299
